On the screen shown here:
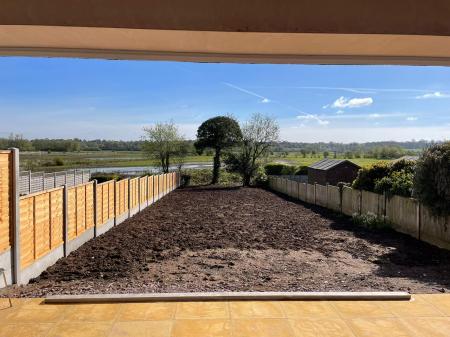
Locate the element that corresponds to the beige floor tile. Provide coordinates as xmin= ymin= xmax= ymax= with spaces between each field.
xmin=282 ymin=301 xmax=340 ymax=318
xmin=0 ymin=297 xmax=24 ymax=310
xmin=172 ymin=319 xmax=230 ymax=337
xmin=416 ymin=294 xmax=450 ymax=316
xmin=289 ymin=318 xmax=356 ymax=337
xmin=332 ymin=301 xmax=394 ymax=318
xmin=0 ymin=323 xmax=53 ymax=337
xmin=2 ymin=306 xmax=65 ymax=323
xmin=175 ymin=302 xmax=229 ymax=319
xmin=117 ymin=302 xmax=175 ymax=321
xmin=347 ymin=318 xmax=414 ymax=337
xmin=379 ymin=297 xmax=443 ymax=317
xmin=47 ymin=322 xmax=112 ymax=337
xmin=110 ymin=321 xmax=172 ymax=337
xmin=232 ymin=318 xmax=295 ymax=337
xmin=63 ymin=303 xmax=119 ymax=322
xmin=229 ymin=301 xmax=284 ymax=318
xmin=401 ymin=317 xmax=450 ymax=337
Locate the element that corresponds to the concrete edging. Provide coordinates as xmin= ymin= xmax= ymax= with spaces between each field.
xmin=96 ymin=219 xmax=115 ymax=236
xmin=67 ymin=227 xmax=95 ymax=255
xmin=45 ymin=291 xmax=411 ymax=303
xmin=21 ymin=245 xmax=64 ymax=284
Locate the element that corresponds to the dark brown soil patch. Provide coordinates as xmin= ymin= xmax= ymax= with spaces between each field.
xmin=3 ymin=186 xmax=450 ymax=297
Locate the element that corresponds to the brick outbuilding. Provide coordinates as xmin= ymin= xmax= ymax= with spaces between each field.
xmin=307 ymin=159 xmax=360 ymax=186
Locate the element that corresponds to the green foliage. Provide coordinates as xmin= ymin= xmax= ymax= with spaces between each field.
xmin=195 ymin=116 xmax=242 ymax=184
xmin=91 ymin=173 xmax=126 ymax=183
xmin=54 ymin=157 xmax=64 ymax=166
xmin=414 ymin=142 xmax=450 ymax=216
xmin=264 ymin=163 xmax=297 ymax=176
xmin=182 ymin=168 xmax=241 ymax=186
xmin=374 ymin=170 xmax=414 ymax=197
xmin=352 ymin=162 xmax=390 ymax=191
xmin=142 ymin=121 xmax=187 ymax=173
xmin=352 ymin=212 xmax=390 ymax=230
xmin=353 ymin=160 xmax=415 ymax=197
xmin=294 ymin=165 xmax=308 ymax=175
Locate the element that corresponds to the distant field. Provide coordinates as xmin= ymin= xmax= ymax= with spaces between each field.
xmin=20 ymin=150 xmax=390 ymax=172
xmin=20 ymin=151 xmax=212 ymax=171
xmin=268 ymin=154 xmax=390 ymax=168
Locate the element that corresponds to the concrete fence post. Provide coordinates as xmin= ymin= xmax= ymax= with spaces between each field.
xmin=63 ymin=184 xmax=69 ymax=257
xmin=10 ymin=148 xmax=20 ymax=284
xmin=326 ymin=183 xmax=329 ymax=208
xmin=113 ymin=180 xmax=117 ymax=226
xmin=359 ymin=190 xmax=362 ymax=215
xmin=93 ymin=180 xmax=98 ymax=236
xmin=416 ymin=201 xmax=421 ymax=240
xmin=138 ymin=178 xmax=141 ymax=212
xmin=128 ymin=179 xmax=131 ymax=217
xmin=314 ymin=182 xmax=317 ymax=205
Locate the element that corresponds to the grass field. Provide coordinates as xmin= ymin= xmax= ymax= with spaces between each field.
xmin=268 ymin=153 xmax=390 ymax=168
xmin=20 ymin=150 xmax=389 ymax=172
xmin=20 ymin=151 xmax=212 ymax=171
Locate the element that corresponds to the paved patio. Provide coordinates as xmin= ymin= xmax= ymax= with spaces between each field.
xmin=1 ymin=295 xmax=450 ymax=336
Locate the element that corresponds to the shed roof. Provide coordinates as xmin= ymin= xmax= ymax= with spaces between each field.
xmin=308 ymin=158 xmax=360 ymax=171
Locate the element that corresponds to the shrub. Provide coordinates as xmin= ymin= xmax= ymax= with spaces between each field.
xmin=352 ymin=212 xmax=389 ymax=230
xmin=374 ymin=170 xmax=414 ymax=197
xmin=295 ymin=165 xmax=308 ymax=175
xmin=414 ymin=142 xmax=450 ymax=216
xmin=54 ymin=157 xmax=64 ymax=166
xmin=264 ymin=163 xmax=296 ymax=176
xmin=352 ymin=160 xmax=415 ymax=197
xmin=182 ymin=168 xmax=241 ymax=186
xmin=352 ymin=162 xmax=390 ymax=191
xmin=91 ymin=173 xmax=125 ymax=183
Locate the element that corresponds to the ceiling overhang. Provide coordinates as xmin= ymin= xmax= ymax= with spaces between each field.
xmin=1 ymin=1 xmax=450 ymax=65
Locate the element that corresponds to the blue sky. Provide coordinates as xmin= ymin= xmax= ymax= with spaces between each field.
xmin=1 ymin=57 xmax=450 ymax=143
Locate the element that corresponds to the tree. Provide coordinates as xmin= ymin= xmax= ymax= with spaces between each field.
xmin=195 ymin=116 xmax=242 ymax=184
xmin=414 ymin=142 xmax=450 ymax=216
xmin=143 ymin=121 xmax=186 ymax=173
xmin=225 ymin=113 xmax=279 ymax=186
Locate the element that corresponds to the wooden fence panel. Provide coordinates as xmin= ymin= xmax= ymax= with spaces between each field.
xmin=327 ymin=185 xmax=341 ymax=212
xmin=159 ymin=175 xmax=163 ymax=196
xmin=147 ymin=176 xmax=153 ymax=202
xmin=306 ymin=184 xmax=315 ymax=204
xmin=298 ymin=183 xmax=307 ymax=201
xmin=96 ymin=180 xmax=115 ymax=226
xmin=420 ymin=207 xmax=450 ymax=250
xmin=139 ymin=177 xmax=147 ymax=204
xmin=129 ymin=178 xmax=139 ymax=209
xmin=386 ymin=195 xmax=418 ymax=238
xmin=361 ymin=190 xmax=383 ymax=217
xmin=19 ymin=187 xmax=64 ymax=269
xmin=68 ymin=182 xmax=95 ymax=239
xmin=115 ymin=179 xmax=129 ymax=217
xmin=0 ymin=151 xmax=12 ymax=253
xmin=315 ymin=184 xmax=327 ymax=207
xmin=341 ymin=187 xmax=354 ymax=216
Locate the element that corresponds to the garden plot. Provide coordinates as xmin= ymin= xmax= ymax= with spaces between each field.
xmin=3 ymin=186 xmax=450 ymax=297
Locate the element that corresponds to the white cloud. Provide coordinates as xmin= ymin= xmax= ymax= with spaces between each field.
xmin=260 ymin=98 xmax=270 ymax=103
xmin=336 ymin=110 xmax=344 ymax=114
xmin=331 ymin=96 xmax=373 ymax=109
xmin=280 ymin=126 xmax=450 ymax=143
xmin=296 ymin=114 xmax=330 ymax=126
xmin=406 ymin=116 xmax=418 ymax=121
xmin=415 ymin=91 xmax=450 ymax=99
xmin=368 ymin=113 xmax=381 ymax=118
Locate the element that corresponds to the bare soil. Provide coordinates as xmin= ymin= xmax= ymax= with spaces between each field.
xmin=3 ymin=186 xmax=450 ymax=297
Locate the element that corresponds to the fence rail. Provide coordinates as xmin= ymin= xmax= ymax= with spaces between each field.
xmin=19 ymin=169 xmax=91 ymax=195
xmin=268 ymin=176 xmax=450 ymax=251
xmin=0 ymin=149 xmax=181 ymax=286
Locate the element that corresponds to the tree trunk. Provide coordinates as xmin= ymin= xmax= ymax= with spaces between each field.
xmin=212 ymin=148 xmax=221 ymax=184
xmin=243 ymin=174 xmax=251 ymax=187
